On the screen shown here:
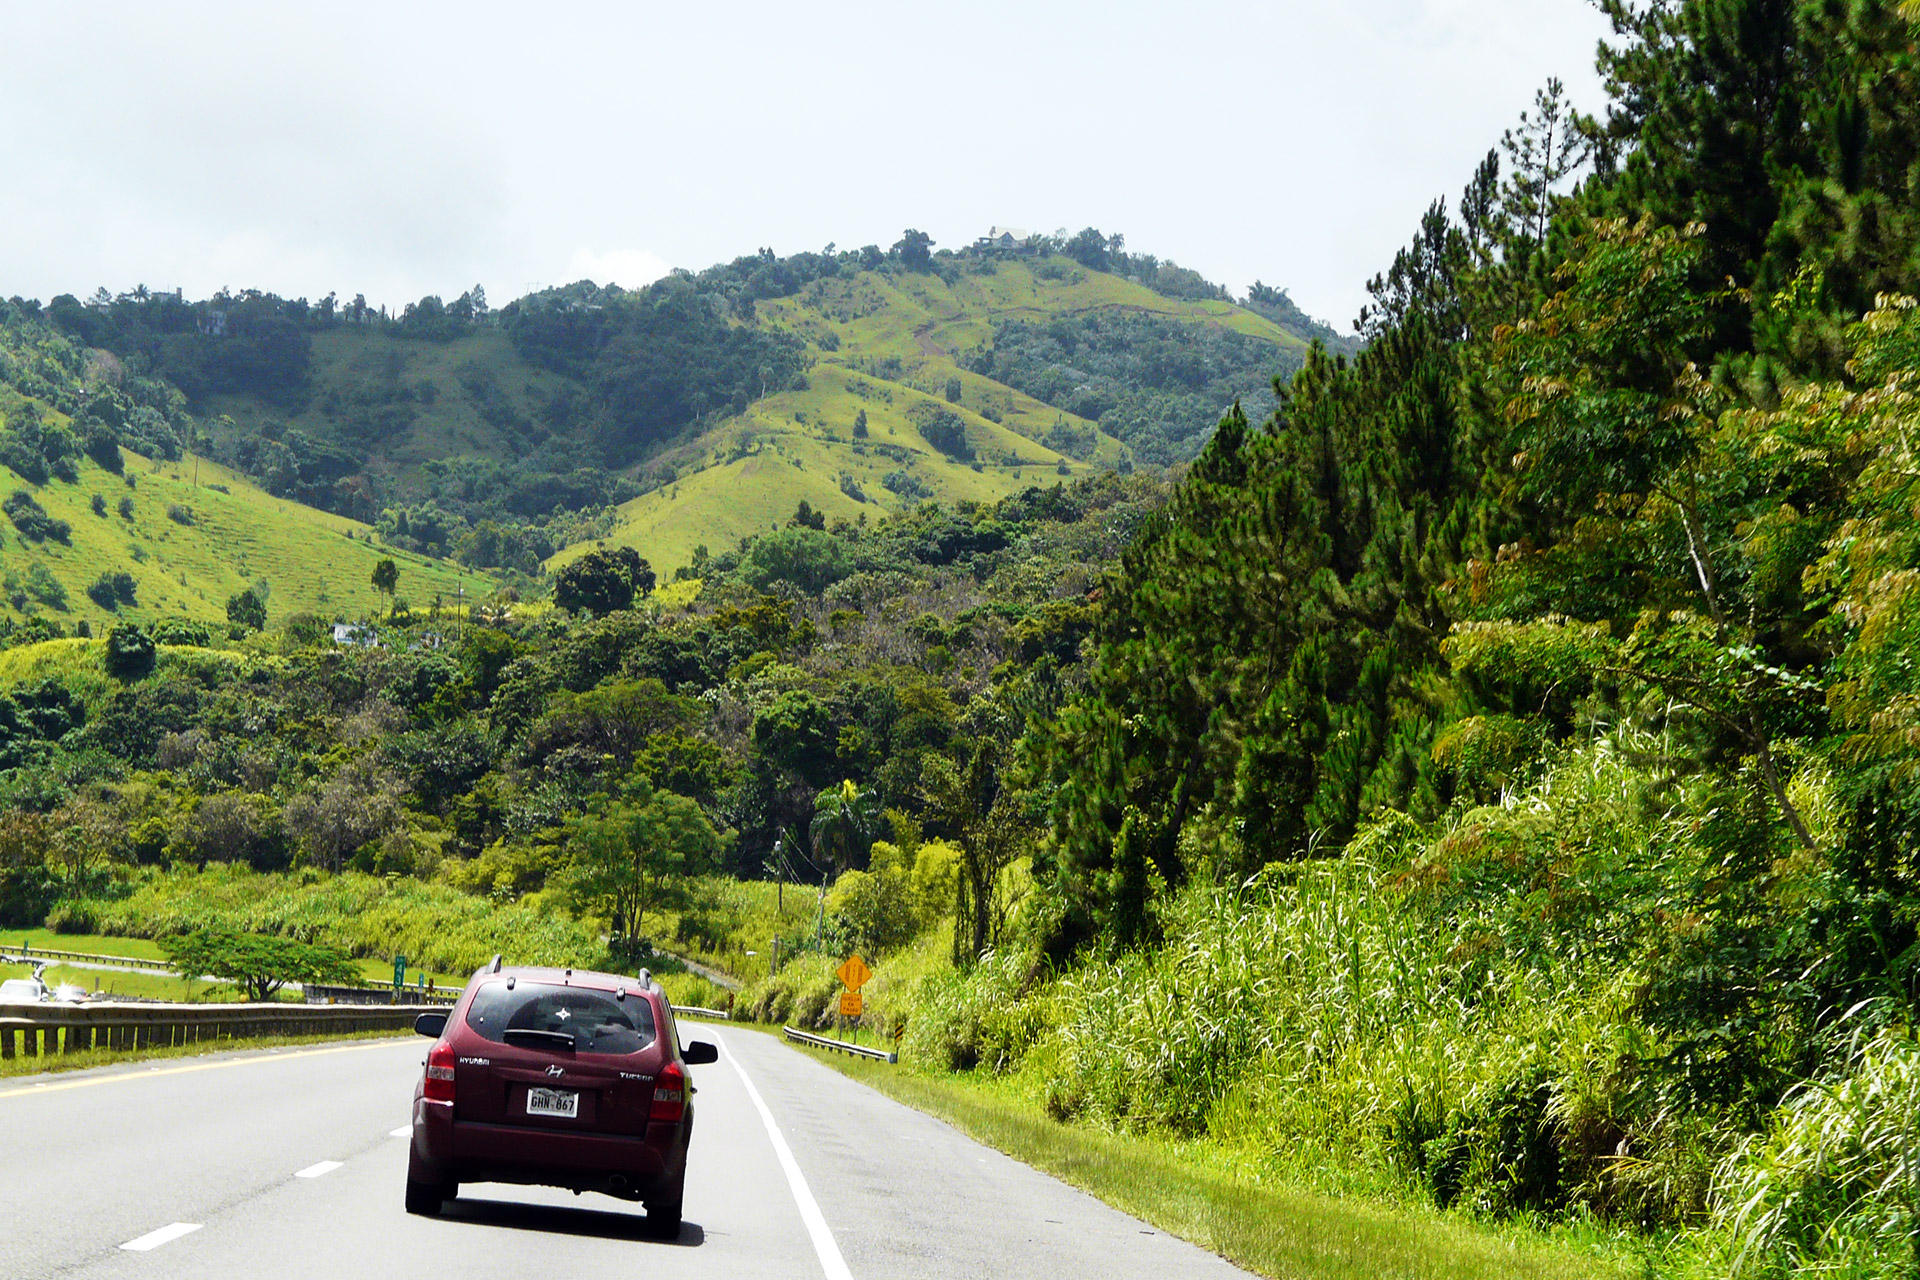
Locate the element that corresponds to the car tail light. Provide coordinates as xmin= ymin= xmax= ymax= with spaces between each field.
xmin=650 ymin=1061 xmax=686 ymax=1123
xmin=424 ymin=1042 xmax=457 ymax=1103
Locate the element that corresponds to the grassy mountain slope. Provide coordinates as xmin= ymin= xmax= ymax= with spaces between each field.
xmin=0 ymin=447 xmax=487 ymax=629
xmin=95 ymin=250 xmax=1312 ymax=578
xmin=564 ymin=258 xmax=1309 ymax=571
xmin=203 ymin=326 xmax=575 ymax=491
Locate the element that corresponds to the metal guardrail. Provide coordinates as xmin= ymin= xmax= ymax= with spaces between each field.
xmin=0 ymin=1000 xmax=438 ymax=1061
xmin=784 ymin=1025 xmax=897 ymax=1064
xmin=304 ymin=983 xmax=458 ymax=1006
xmin=4 ymin=944 xmax=173 ymax=973
xmin=7 ymin=944 xmax=459 ymax=1003
xmin=671 ymin=1005 xmax=732 ymax=1020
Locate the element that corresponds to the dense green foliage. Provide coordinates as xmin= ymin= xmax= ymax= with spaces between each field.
xmin=967 ymin=310 xmax=1299 ymax=464
xmin=741 ymin=7 xmax=1920 ymax=1277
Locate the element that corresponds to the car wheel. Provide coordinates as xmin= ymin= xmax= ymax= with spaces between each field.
xmin=405 ymin=1151 xmax=448 ymax=1217
xmin=404 ymin=1177 xmax=444 ymax=1217
xmin=645 ymin=1190 xmax=683 ymax=1238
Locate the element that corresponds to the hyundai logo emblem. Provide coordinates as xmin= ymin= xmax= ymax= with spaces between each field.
xmin=546 ymin=1065 xmax=565 ymax=1077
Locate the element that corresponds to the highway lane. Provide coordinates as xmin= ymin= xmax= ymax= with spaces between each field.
xmin=2 ymin=1026 xmax=1253 ymax=1279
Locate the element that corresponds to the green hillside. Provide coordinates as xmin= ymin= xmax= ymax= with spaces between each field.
xmin=203 ymin=326 xmax=579 ymax=496
xmin=76 ymin=245 xmax=1314 ymax=578
xmin=0 ymin=446 xmax=489 ymax=630
xmin=562 ymin=257 xmax=1309 ymax=572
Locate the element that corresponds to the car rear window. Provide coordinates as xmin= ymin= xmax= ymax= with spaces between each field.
xmin=464 ymin=981 xmax=656 ymax=1055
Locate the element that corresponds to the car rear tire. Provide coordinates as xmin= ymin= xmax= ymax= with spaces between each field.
xmin=404 ymin=1177 xmax=444 ymax=1217
xmin=646 ymin=1191 xmax=683 ymax=1238
xmin=405 ymin=1151 xmax=449 ymax=1217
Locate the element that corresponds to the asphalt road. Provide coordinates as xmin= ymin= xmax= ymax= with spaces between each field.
xmin=2 ymin=1025 xmax=1253 ymax=1279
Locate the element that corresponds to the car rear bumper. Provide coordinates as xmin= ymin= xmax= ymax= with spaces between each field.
xmin=412 ymin=1097 xmax=690 ymax=1199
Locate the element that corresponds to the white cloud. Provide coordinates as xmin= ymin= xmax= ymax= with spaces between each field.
xmin=564 ymin=249 xmax=673 ymax=291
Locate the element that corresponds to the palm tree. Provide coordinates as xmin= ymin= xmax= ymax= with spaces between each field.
xmin=810 ymin=780 xmax=882 ymax=871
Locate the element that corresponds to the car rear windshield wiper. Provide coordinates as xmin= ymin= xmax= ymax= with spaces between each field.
xmin=502 ymin=1028 xmax=577 ymax=1051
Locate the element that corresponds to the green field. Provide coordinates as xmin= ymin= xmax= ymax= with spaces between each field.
xmin=0 ymin=446 xmax=493 ymax=630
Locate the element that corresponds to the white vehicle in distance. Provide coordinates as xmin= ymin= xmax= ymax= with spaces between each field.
xmin=0 ymin=966 xmax=50 ymax=1003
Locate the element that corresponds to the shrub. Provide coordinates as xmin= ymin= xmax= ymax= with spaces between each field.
xmin=90 ymin=494 xmax=107 ymax=517
xmin=226 ymin=588 xmax=266 ymax=633
xmin=104 ymin=623 xmax=156 ymax=680
xmin=883 ymin=470 xmax=932 ymax=501
xmin=25 ymin=563 xmax=66 ymax=611
xmin=117 ymin=495 xmax=134 ymax=520
xmin=4 ymin=490 xmax=71 ymax=543
xmin=166 ymin=502 xmax=194 ymax=525
xmin=151 ymin=618 xmax=213 ymax=646
xmin=43 ymin=901 xmax=96 ymax=934
xmin=915 ymin=408 xmax=973 ymax=460
xmin=85 ymin=571 xmax=137 ymax=611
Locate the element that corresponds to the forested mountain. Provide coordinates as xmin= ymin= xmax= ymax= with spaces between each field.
xmin=0 ymin=236 xmax=1320 ymax=600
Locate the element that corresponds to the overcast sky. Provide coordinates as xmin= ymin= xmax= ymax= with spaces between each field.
xmin=0 ymin=1 xmax=1613 ymax=332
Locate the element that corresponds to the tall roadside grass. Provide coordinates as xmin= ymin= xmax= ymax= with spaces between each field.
xmin=783 ymin=733 xmax=1916 ymax=1277
xmin=1710 ymin=1026 xmax=1919 ymax=1278
xmin=59 ymin=864 xmax=606 ymax=975
xmin=795 ymin=1039 xmax=1628 ymax=1280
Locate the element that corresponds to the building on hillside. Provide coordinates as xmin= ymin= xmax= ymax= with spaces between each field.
xmin=972 ymin=226 xmax=1034 ymax=254
xmin=331 ymin=622 xmax=378 ymax=647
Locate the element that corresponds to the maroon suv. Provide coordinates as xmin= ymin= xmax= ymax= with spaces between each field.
xmin=405 ymin=959 xmax=718 ymax=1232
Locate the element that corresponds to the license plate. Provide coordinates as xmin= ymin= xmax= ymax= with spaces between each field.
xmin=526 ymin=1087 xmax=579 ymax=1118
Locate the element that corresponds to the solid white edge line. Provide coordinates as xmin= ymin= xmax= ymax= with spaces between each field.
xmin=294 ymin=1160 xmax=344 ymax=1178
xmin=391 ymin=1125 xmax=412 ymax=1138
xmin=119 ymin=1222 xmax=202 ymax=1252
xmin=719 ymin=1034 xmax=853 ymax=1280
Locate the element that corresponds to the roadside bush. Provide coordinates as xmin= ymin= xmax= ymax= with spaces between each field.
xmin=43 ymin=901 xmax=98 ymax=934
xmin=900 ymin=948 xmax=1046 ymax=1074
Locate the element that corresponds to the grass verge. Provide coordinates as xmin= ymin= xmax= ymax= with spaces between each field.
xmin=781 ymin=1038 xmax=1630 ymax=1280
xmin=0 ymin=1026 xmax=412 ymax=1080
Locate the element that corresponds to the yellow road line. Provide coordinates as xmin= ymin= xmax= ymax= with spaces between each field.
xmin=0 ymin=1038 xmax=414 ymax=1100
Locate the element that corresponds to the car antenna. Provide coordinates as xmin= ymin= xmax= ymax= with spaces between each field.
xmin=488 ymin=954 xmax=503 ymax=974
xmin=637 ymin=968 xmax=651 ymax=989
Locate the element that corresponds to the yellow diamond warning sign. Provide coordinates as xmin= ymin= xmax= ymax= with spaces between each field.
xmin=835 ymin=955 xmax=872 ymax=991
xmin=839 ymin=991 xmax=863 ymax=1018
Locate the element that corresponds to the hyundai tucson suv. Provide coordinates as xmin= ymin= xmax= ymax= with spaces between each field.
xmin=405 ymin=959 xmax=718 ymax=1232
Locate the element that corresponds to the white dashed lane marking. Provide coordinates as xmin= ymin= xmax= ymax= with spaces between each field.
xmin=294 ymin=1161 xmax=343 ymax=1179
xmin=120 ymin=1222 xmax=201 ymax=1252
xmin=390 ymin=1126 xmax=412 ymax=1138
